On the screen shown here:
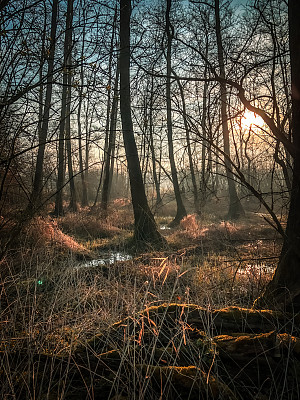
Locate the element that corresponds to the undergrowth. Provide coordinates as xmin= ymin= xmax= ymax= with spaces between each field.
xmin=1 ymin=208 xmax=295 ymax=400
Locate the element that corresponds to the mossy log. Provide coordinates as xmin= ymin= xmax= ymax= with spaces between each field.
xmin=3 ymin=304 xmax=300 ymax=399
xmin=80 ymin=332 xmax=300 ymax=387
xmin=138 ymin=365 xmax=237 ymax=400
xmin=214 ymin=330 xmax=300 ymax=360
xmin=85 ymin=303 xmax=300 ymax=353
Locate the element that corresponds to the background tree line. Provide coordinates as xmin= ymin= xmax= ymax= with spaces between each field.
xmin=1 ymin=0 xmax=299 ymax=307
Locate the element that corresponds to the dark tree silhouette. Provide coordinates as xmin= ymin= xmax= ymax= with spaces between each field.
xmin=165 ymin=0 xmax=187 ymax=227
xmin=0 ymin=0 xmax=9 ymax=12
xmin=101 ymin=65 xmax=119 ymax=212
xmin=257 ymin=0 xmax=300 ymax=310
xmin=27 ymin=0 xmax=58 ymax=214
xmin=214 ymin=0 xmax=244 ymax=220
xmin=119 ymin=0 xmax=165 ymax=247
xmin=54 ymin=0 xmax=75 ymax=215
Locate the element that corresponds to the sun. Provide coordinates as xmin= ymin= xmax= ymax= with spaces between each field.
xmin=241 ymin=110 xmax=265 ymax=130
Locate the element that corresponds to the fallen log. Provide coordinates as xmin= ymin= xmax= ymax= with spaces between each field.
xmin=85 ymin=303 xmax=300 ymax=353
xmin=138 ymin=365 xmax=237 ymax=400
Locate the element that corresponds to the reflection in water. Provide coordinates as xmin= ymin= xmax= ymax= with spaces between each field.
xmin=237 ymin=264 xmax=275 ymax=275
xmin=80 ymin=251 xmax=132 ymax=268
xmin=160 ymin=225 xmax=171 ymax=230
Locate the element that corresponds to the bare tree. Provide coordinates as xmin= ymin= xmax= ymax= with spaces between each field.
xmin=165 ymin=0 xmax=187 ymax=226
xmin=77 ymin=5 xmax=88 ymax=207
xmin=119 ymin=0 xmax=165 ymax=247
xmin=26 ymin=0 xmax=58 ymax=214
xmin=54 ymin=0 xmax=75 ymax=215
xmin=176 ymin=77 xmax=200 ymax=214
xmin=214 ymin=0 xmax=244 ymax=219
xmin=101 ymin=65 xmax=119 ymax=212
xmin=257 ymin=0 xmax=300 ymax=310
xmin=148 ymin=74 xmax=162 ymax=208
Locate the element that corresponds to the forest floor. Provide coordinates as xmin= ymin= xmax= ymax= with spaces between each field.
xmin=1 ymin=200 xmax=300 ymax=399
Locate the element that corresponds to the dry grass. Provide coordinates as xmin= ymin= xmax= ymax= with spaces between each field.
xmin=1 ymin=207 xmax=293 ymax=399
xmin=57 ymin=211 xmax=124 ymax=240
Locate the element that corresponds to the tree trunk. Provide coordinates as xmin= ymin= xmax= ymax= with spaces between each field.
xmin=27 ymin=0 xmax=58 ymax=214
xmin=54 ymin=115 xmax=65 ymax=216
xmin=166 ymin=0 xmax=187 ymax=227
xmin=257 ymin=0 xmax=300 ymax=310
xmin=66 ymin=69 xmax=78 ymax=212
xmin=54 ymin=0 xmax=73 ymax=216
xmin=214 ymin=0 xmax=244 ymax=220
xmin=101 ymin=65 xmax=119 ymax=212
xmin=201 ymin=78 xmax=210 ymax=206
xmin=77 ymin=8 xmax=88 ymax=207
xmin=65 ymin=0 xmax=77 ymax=212
xmin=176 ymin=77 xmax=200 ymax=214
xmin=149 ymin=75 xmax=162 ymax=208
xmin=119 ymin=0 xmax=165 ymax=248
xmin=95 ymin=5 xmax=118 ymax=211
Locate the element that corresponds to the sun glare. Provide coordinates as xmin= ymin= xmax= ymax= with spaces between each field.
xmin=241 ymin=110 xmax=265 ymax=130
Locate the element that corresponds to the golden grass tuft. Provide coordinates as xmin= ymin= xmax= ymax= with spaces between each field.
xmin=58 ymin=212 xmax=122 ymax=239
xmin=26 ymin=216 xmax=89 ymax=255
xmin=180 ymin=214 xmax=208 ymax=238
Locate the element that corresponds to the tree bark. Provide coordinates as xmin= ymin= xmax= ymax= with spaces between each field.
xmin=66 ymin=73 xmax=78 ymax=212
xmin=0 ymin=0 xmax=10 ymax=12
xmin=176 ymin=78 xmax=200 ymax=214
xmin=166 ymin=0 xmax=187 ymax=227
xmin=54 ymin=0 xmax=74 ymax=216
xmin=119 ymin=0 xmax=165 ymax=247
xmin=199 ymin=46 xmax=210 ymax=207
xmin=214 ymin=0 xmax=244 ymax=220
xmin=77 ymin=8 xmax=88 ymax=207
xmin=65 ymin=0 xmax=77 ymax=212
xmin=257 ymin=0 xmax=300 ymax=310
xmin=149 ymin=74 xmax=162 ymax=208
xmin=27 ymin=0 xmax=58 ymax=214
xmin=101 ymin=65 xmax=119 ymax=212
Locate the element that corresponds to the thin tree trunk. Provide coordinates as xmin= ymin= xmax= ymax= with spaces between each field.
xmin=214 ymin=0 xmax=244 ymax=220
xmin=54 ymin=0 xmax=73 ymax=216
xmin=149 ymin=75 xmax=162 ymax=207
xmin=84 ymin=86 xmax=95 ymax=205
xmin=176 ymin=77 xmax=200 ymax=214
xmin=269 ymin=25 xmax=292 ymax=194
xmin=77 ymin=8 xmax=88 ymax=207
xmin=166 ymin=0 xmax=187 ymax=227
xmin=96 ymin=4 xmax=118 ymax=210
xmin=108 ymin=99 xmax=118 ymax=199
xmin=64 ymin=0 xmax=77 ymax=212
xmin=54 ymin=115 xmax=65 ymax=216
xmin=200 ymin=54 xmax=209 ymax=206
xmin=119 ymin=0 xmax=165 ymax=247
xmin=93 ymin=157 xmax=105 ymax=207
xmin=101 ymin=65 xmax=120 ymax=212
xmin=27 ymin=0 xmax=58 ymax=214
xmin=66 ymin=69 xmax=78 ymax=212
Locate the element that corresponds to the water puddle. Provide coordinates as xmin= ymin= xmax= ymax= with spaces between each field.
xmin=160 ymin=225 xmax=171 ymax=230
xmin=79 ymin=251 xmax=132 ymax=268
xmin=237 ymin=264 xmax=275 ymax=275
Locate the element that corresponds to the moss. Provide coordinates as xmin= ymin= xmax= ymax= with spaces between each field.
xmin=214 ymin=331 xmax=277 ymax=356
xmin=213 ymin=331 xmax=300 ymax=360
xmin=139 ymin=365 xmax=237 ymax=399
xmin=140 ymin=303 xmax=204 ymax=317
xmin=98 ymin=349 xmax=120 ymax=359
xmin=278 ymin=333 xmax=300 ymax=356
xmin=84 ymin=303 xmax=300 ymax=355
